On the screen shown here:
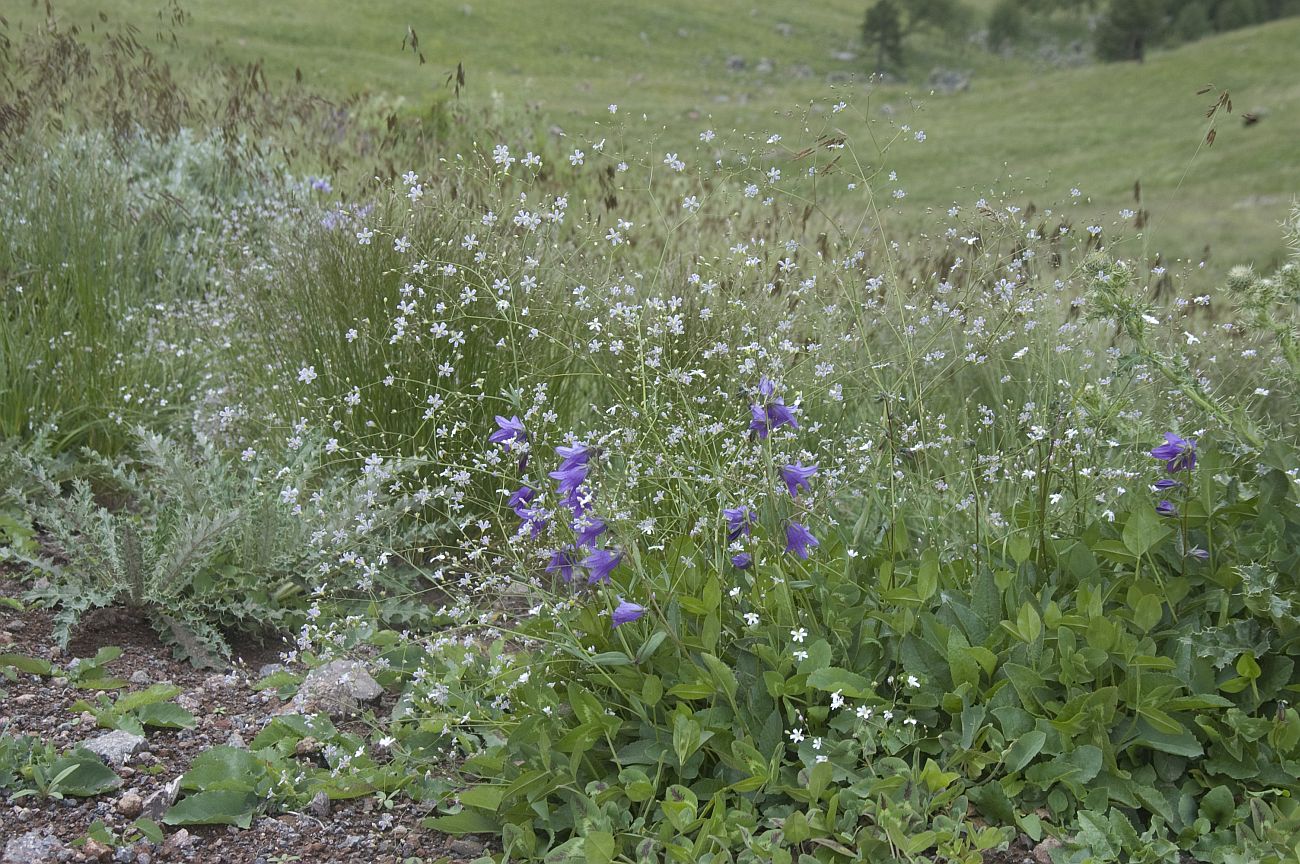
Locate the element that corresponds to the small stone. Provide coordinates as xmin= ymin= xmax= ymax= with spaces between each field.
xmin=3 ymin=832 xmax=66 ymax=864
xmin=294 ymin=737 xmax=321 ymax=757
xmin=15 ymin=693 xmax=36 ymax=706
xmin=129 ymin=670 xmax=151 ymax=685
xmin=160 ymin=829 xmax=192 ymax=855
xmin=82 ymin=730 xmax=146 ymax=767
xmin=204 ymin=673 xmax=233 ymax=691
xmin=0 ymin=631 xmax=14 ymax=646
xmin=1033 ymin=837 xmax=1063 ymax=864
xmin=141 ymin=778 xmax=181 ymax=821
xmin=3 ymin=619 xmax=26 ymax=632
xmin=225 ymin=732 xmax=247 ymax=749
xmin=82 ymin=837 xmax=112 ymax=861
xmin=288 ymin=660 xmax=383 ymax=718
xmin=449 ymin=838 xmax=486 ymax=858
xmin=117 ymin=791 xmax=144 ymax=818
xmin=307 ymin=791 xmax=331 ymax=818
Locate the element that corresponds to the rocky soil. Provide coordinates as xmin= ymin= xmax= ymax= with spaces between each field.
xmin=0 ymin=582 xmax=473 ymax=864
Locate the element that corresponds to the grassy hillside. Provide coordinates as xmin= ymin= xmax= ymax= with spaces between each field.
xmin=10 ymin=1 xmax=1297 ymax=274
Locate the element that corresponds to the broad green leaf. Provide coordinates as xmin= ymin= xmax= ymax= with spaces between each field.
xmin=782 ymin=810 xmax=811 ymax=844
xmin=163 ymin=790 xmax=257 ymax=828
xmin=49 ymin=750 xmax=122 ymax=796
xmin=180 ymin=746 xmax=264 ymax=793
xmin=1122 ymin=506 xmax=1170 ymax=557
xmin=1132 ymin=594 xmax=1164 ymax=633
xmin=133 ymin=818 xmax=164 ymax=843
xmin=1199 ymin=785 xmax=1235 ymax=827
xmin=115 ymin=684 xmax=182 ymax=713
xmin=0 ymin=653 xmax=53 ymax=676
xmin=136 ymin=703 xmax=196 ymax=729
xmin=423 ymin=809 xmax=499 ymax=834
xmin=805 ymin=666 xmax=872 ymax=698
xmin=585 ymin=830 xmax=615 ymax=864
xmin=698 ymin=652 xmax=738 ymax=702
xmin=672 ymin=713 xmax=702 ymax=767
xmin=634 ymin=631 xmax=668 ymax=664
xmin=1004 ymin=730 xmax=1047 ymax=773
xmin=459 ymin=784 xmax=505 ymax=811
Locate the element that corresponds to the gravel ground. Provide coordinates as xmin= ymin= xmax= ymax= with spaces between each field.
xmin=0 ymin=580 xmax=475 ymax=864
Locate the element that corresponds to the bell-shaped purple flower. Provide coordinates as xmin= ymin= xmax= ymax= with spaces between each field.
xmin=731 ymin=552 xmax=753 ymax=569
xmin=546 ymin=546 xmax=579 ymax=582
xmin=785 ymin=521 xmax=819 ymax=559
xmin=1151 ymin=433 xmax=1196 ymax=473
xmin=507 ymin=485 xmax=535 ymax=509
xmin=549 ymin=462 xmax=590 ymax=497
xmin=1155 ymin=500 xmax=1178 ymax=517
xmin=574 ymin=516 xmax=607 ymax=549
xmin=612 ymin=598 xmax=646 ymax=628
xmin=1153 ymin=478 xmax=1182 ymax=491
xmin=583 ymin=548 xmax=622 ymax=584
xmin=1189 ymin=547 xmax=1210 ymax=561
xmin=490 ymin=415 xmax=527 ymax=450
xmin=765 ymin=398 xmax=799 ymax=433
xmin=722 ymin=506 xmax=755 ymax=543
xmin=515 ymin=505 xmax=547 ymax=538
xmin=780 ymin=462 xmax=818 ymax=498
xmin=556 ymin=443 xmax=593 ymax=470
xmin=749 ymin=403 xmax=772 ymax=439
xmin=759 ymin=376 xmax=776 ymax=399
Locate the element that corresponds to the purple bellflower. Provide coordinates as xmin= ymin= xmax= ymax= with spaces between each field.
xmin=490 ymin=415 xmax=527 ymax=449
xmin=748 ymin=378 xmax=799 ymax=439
xmin=785 ymin=521 xmax=819 ymax=559
xmin=612 ymin=598 xmax=647 ymax=627
xmin=583 ymin=548 xmax=623 ymax=584
xmin=731 ymin=552 xmax=753 ymax=569
xmin=549 ymin=462 xmax=589 ymax=497
xmin=1155 ymin=500 xmax=1178 ymax=517
xmin=556 ymin=443 xmax=593 ymax=470
xmin=574 ymin=516 xmax=607 ymax=548
xmin=1151 ymin=433 xmax=1196 ymax=473
xmin=507 ymin=485 xmax=535 ymax=509
xmin=546 ymin=546 xmax=579 ymax=583
xmin=722 ymin=506 xmax=755 ymax=542
xmin=780 ymin=462 xmax=818 ymax=498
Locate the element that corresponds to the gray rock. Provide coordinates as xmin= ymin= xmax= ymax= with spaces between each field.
xmin=141 ymin=777 xmax=182 ymax=821
xmin=307 ymin=790 xmax=331 ymax=818
xmin=927 ymin=67 xmax=972 ymax=94
xmin=1033 ymin=837 xmax=1063 ymax=864
xmin=225 ymin=731 xmax=247 ymax=749
xmin=449 ymin=838 xmax=487 ymax=858
xmin=117 ymin=791 xmax=144 ymax=818
xmin=289 ymin=660 xmax=382 ymax=717
xmin=4 ymin=832 xmax=66 ymax=864
xmin=82 ymin=729 xmax=146 ymax=766
xmin=129 ymin=670 xmax=151 ymax=685
xmin=725 ymin=55 xmax=746 ymax=71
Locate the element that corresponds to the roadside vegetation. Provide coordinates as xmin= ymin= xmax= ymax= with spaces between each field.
xmin=2 ymin=5 xmax=1298 ymax=863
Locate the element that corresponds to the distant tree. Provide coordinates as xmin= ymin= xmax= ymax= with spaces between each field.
xmin=1171 ymin=1 xmax=1213 ymax=40
xmin=862 ymin=0 xmax=905 ymax=73
xmin=1094 ymin=0 xmax=1166 ymax=61
xmin=1212 ymin=0 xmax=1265 ymax=30
xmin=987 ymin=0 xmax=1027 ymax=51
xmin=902 ymin=0 xmax=972 ymax=38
